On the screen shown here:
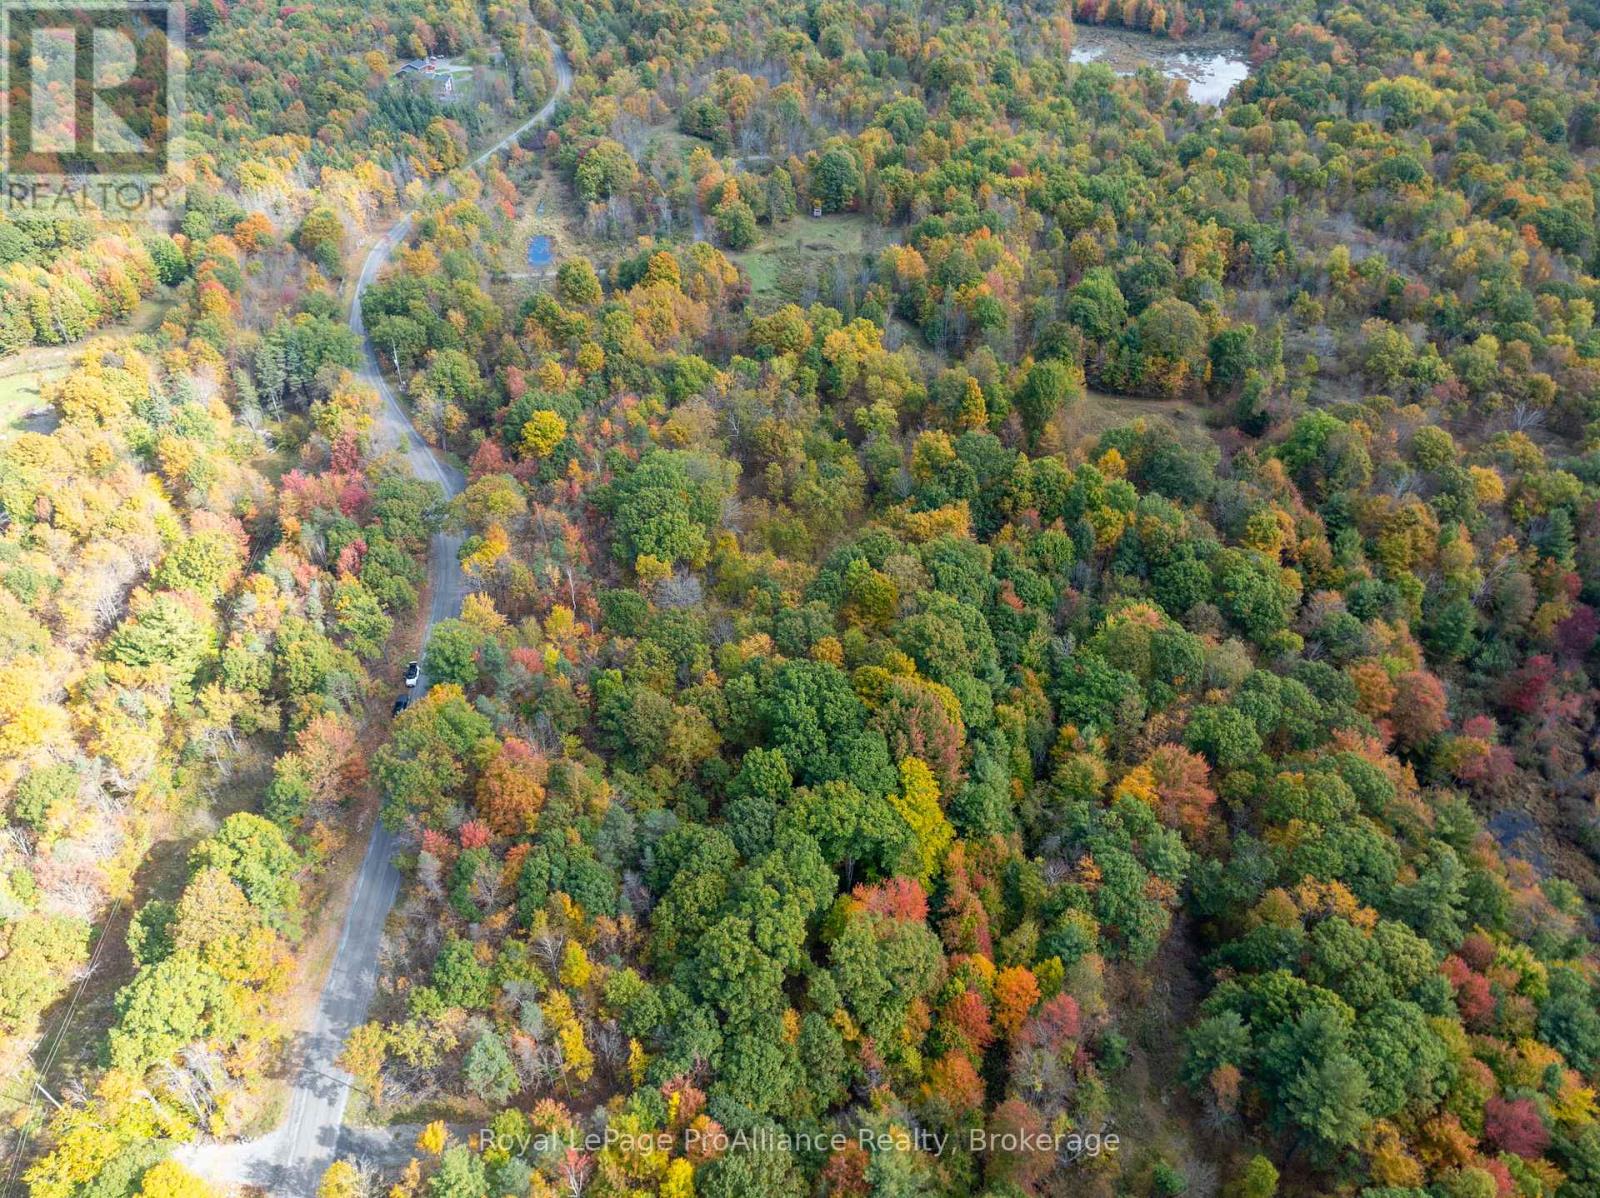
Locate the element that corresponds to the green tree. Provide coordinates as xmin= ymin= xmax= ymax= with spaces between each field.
xmin=602 ymin=449 xmax=738 ymax=571
xmin=724 ymin=747 xmax=793 ymax=860
xmin=760 ymin=661 xmax=893 ymax=793
xmin=1185 ymin=705 xmax=1264 ymax=770
xmin=432 ymin=936 xmax=492 ymax=1010
xmin=1286 ymin=1052 xmax=1371 ymax=1151
xmin=556 ymin=257 xmax=602 ymax=307
xmin=374 ymin=686 xmax=495 ymax=829
xmin=1137 ymin=296 xmax=1209 ymax=381
xmin=1351 ymin=999 xmax=1452 ymax=1118
xmin=575 ymin=140 xmax=636 ymax=200
xmin=428 ymin=1145 xmax=488 ymax=1198
xmin=104 ymin=591 xmax=216 ymax=695
xmin=189 ymin=813 xmax=301 ymax=934
xmin=715 ymin=195 xmax=758 ymax=250
xmin=1016 ymin=358 xmax=1084 ymax=445
xmin=424 ymin=618 xmax=486 ymax=689
xmin=1065 ymin=268 xmax=1128 ymax=342
xmin=332 ymin=579 xmax=394 ymax=660
xmin=109 ymin=952 xmax=243 ymax=1073
xmin=1235 ymin=1157 xmax=1278 ymax=1198
xmin=813 ymin=146 xmax=863 ymax=212
xmin=698 ymin=1140 xmax=805 ymax=1198
xmin=295 ymin=205 xmax=345 ymax=274
xmin=1213 ymin=549 xmax=1298 ymax=642
xmin=0 ymin=916 xmax=89 ymax=1034
xmin=462 ymin=1030 xmax=518 ymax=1103
xmin=692 ymin=916 xmax=786 ymax=1025
xmin=369 ymin=313 xmax=430 ymax=374
xmin=829 ymin=907 xmax=943 ymax=1049
xmin=153 ymin=530 xmax=242 ymax=600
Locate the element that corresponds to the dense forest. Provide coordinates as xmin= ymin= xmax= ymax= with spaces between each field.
xmin=4 ymin=0 xmax=1600 ymax=1196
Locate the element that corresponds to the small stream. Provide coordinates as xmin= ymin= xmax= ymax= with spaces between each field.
xmin=1069 ymin=24 xmax=1251 ymax=106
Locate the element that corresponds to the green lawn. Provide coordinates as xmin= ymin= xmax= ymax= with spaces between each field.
xmin=729 ymin=213 xmax=879 ymax=303
xmin=1063 ymin=387 xmax=1217 ymax=451
xmin=641 ymin=122 xmax=701 ymax=162
xmin=0 ymin=291 xmax=174 ymax=441
xmin=0 ymin=366 xmax=66 ymax=441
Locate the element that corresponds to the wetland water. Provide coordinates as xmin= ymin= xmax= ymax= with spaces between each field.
xmin=1069 ymin=24 xmax=1251 ymax=105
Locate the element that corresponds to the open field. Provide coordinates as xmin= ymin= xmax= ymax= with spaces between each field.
xmin=638 ymin=119 xmax=702 ymax=164
xmin=0 ymin=366 xmax=68 ymax=441
xmin=1065 ymin=387 xmax=1217 ymax=450
xmin=727 ymin=212 xmax=884 ymax=304
xmin=506 ymin=171 xmax=585 ymax=278
xmin=0 ymin=291 xmax=176 ymax=440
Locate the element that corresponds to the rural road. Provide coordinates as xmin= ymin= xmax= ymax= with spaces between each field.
xmin=177 ymin=33 xmax=573 ymax=1197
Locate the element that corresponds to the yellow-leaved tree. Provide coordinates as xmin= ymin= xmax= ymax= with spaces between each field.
xmin=889 ymin=757 xmax=954 ymax=882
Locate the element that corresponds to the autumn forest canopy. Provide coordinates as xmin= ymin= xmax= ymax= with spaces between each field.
xmin=5 ymin=1 xmax=1600 ymax=1198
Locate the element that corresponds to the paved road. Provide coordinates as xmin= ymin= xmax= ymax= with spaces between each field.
xmin=178 ymin=35 xmax=572 ymax=1196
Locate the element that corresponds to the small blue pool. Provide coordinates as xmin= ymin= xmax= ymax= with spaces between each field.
xmin=528 ymin=235 xmax=553 ymax=267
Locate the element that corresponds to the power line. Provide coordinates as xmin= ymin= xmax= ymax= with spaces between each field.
xmin=1 ymin=897 xmax=124 ymax=1198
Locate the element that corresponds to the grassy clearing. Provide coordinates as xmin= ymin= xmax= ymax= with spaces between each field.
xmin=347 ymin=1093 xmax=484 ymax=1131
xmin=0 ymin=291 xmax=176 ymax=441
xmin=1099 ymin=929 xmax=1228 ymax=1195
xmin=728 ymin=213 xmax=882 ymax=304
xmin=502 ymin=170 xmax=590 ymax=283
xmin=0 ymin=367 xmax=67 ymax=441
xmin=1059 ymin=387 xmax=1217 ymax=452
xmin=639 ymin=120 xmax=701 ymax=163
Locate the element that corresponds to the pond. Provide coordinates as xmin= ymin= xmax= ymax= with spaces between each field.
xmin=528 ymin=235 xmax=554 ymax=268
xmin=1069 ymin=24 xmax=1251 ymax=106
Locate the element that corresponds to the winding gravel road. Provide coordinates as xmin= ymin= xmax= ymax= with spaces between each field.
xmin=178 ymin=35 xmax=572 ymax=1196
